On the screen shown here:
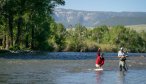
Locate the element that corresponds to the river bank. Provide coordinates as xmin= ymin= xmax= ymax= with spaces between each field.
xmin=0 ymin=50 xmax=41 ymax=54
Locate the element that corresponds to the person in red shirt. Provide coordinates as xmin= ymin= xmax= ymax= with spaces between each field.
xmin=95 ymin=48 xmax=105 ymax=69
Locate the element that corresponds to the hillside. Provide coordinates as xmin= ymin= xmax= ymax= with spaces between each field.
xmin=53 ymin=8 xmax=146 ymax=27
xmin=126 ymin=24 xmax=146 ymax=32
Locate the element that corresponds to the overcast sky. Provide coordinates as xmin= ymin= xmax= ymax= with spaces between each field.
xmin=57 ymin=0 xmax=146 ymax=12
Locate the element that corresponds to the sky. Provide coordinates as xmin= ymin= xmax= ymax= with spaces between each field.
xmin=58 ymin=0 xmax=146 ymax=12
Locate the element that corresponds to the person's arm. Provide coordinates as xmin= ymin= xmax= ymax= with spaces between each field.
xmin=100 ymin=58 xmax=104 ymax=66
xmin=97 ymin=48 xmax=100 ymax=57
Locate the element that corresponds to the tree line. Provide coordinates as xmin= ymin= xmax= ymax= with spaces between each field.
xmin=42 ymin=24 xmax=146 ymax=52
xmin=0 ymin=0 xmax=146 ymax=52
xmin=62 ymin=24 xmax=146 ymax=52
xmin=0 ymin=0 xmax=65 ymax=50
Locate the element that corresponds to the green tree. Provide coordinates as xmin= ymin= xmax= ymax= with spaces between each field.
xmin=49 ymin=22 xmax=66 ymax=51
xmin=0 ymin=0 xmax=65 ymax=50
xmin=92 ymin=25 xmax=109 ymax=44
xmin=65 ymin=24 xmax=88 ymax=51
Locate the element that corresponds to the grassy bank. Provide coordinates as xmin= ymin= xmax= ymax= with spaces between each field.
xmin=126 ymin=24 xmax=146 ymax=32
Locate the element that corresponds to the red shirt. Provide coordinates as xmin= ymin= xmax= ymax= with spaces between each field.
xmin=95 ymin=50 xmax=104 ymax=66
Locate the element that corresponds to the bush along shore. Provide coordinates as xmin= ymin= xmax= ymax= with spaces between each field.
xmin=1 ymin=25 xmax=146 ymax=53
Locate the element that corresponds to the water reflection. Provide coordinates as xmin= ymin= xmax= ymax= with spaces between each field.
xmin=117 ymin=71 xmax=127 ymax=84
xmin=96 ymin=71 xmax=103 ymax=84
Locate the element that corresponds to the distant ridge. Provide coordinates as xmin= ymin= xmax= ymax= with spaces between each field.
xmin=53 ymin=8 xmax=146 ymax=27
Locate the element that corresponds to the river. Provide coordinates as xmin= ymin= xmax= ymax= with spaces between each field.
xmin=0 ymin=52 xmax=146 ymax=84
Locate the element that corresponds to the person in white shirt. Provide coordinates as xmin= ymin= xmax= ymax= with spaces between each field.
xmin=118 ymin=47 xmax=128 ymax=71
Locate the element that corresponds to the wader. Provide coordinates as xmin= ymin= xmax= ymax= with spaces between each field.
xmin=119 ymin=60 xmax=127 ymax=71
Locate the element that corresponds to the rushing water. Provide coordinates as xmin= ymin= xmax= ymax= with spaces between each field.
xmin=0 ymin=52 xmax=146 ymax=84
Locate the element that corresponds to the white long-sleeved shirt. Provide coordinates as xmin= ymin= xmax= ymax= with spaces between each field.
xmin=118 ymin=50 xmax=124 ymax=56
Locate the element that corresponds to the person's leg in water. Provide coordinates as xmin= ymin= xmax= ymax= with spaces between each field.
xmin=123 ymin=61 xmax=127 ymax=71
xmin=119 ymin=61 xmax=127 ymax=71
xmin=123 ymin=66 xmax=127 ymax=71
xmin=119 ymin=61 xmax=123 ymax=71
xmin=120 ymin=65 xmax=122 ymax=71
xmin=96 ymin=64 xmax=102 ymax=69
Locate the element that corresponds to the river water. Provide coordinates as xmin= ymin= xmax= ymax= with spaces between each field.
xmin=0 ymin=52 xmax=146 ymax=84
